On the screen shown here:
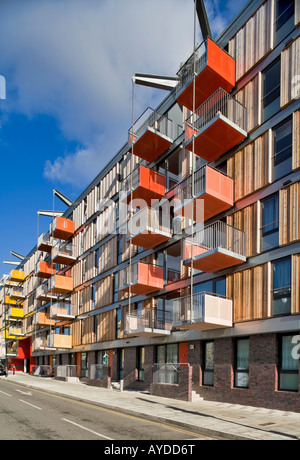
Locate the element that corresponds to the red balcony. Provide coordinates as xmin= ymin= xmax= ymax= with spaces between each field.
xmin=128 ymin=207 xmax=172 ymax=249
xmin=50 ymin=217 xmax=75 ymax=240
xmin=185 ymin=88 xmax=247 ymax=161
xmin=176 ymin=37 xmax=235 ymax=111
xmin=184 ymin=221 xmax=246 ymax=273
xmin=125 ymin=308 xmax=172 ymax=338
xmin=173 ymin=165 xmax=233 ymax=222
xmin=129 ymin=108 xmax=176 ymax=162
xmin=121 ymin=165 xmax=165 ymax=207
xmin=119 ymin=262 xmax=164 ymax=295
xmin=36 ymin=261 xmax=56 ymax=279
xmin=173 ymin=292 xmax=232 ymax=331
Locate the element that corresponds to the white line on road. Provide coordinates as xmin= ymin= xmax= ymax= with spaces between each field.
xmin=19 ymin=399 xmax=42 ymax=410
xmin=62 ymin=418 xmax=113 ymax=440
xmin=0 ymin=390 xmax=12 ymax=397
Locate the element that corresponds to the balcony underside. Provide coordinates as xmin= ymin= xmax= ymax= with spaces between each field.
xmin=122 ymin=186 xmax=164 ymax=207
xmin=184 ymin=247 xmax=246 ymax=273
xmin=125 ymin=328 xmax=171 ymax=338
xmin=177 ymin=66 xmax=235 ymax=112
xmin=173 ymin=319 xmax=231 ymax=331
xmin=185 ymin=115 xmax=247 ymax=162
xmin=132 ymin=128 xmax=172 ymax=163
xmin=36 ymin=292 xmax=57 ymax=302
xmin=175 ymin=193 xmax=233 ymax=223
xmin=38 ymin=241 xmax=52 ymax=253
xmin=120 ymin=282 xmax=162 ymax=296
xmin=130 ymin=228 xmax=171 ymax=249
xmin=52 ymin=253 xmax=76 ymax=265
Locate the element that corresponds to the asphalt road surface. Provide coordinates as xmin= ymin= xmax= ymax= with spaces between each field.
xmin=0 ymin=379 xmax=215 ymax=441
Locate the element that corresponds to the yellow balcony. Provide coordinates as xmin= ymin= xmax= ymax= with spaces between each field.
xmin=8 ymin=307 xmax=24 ymax=319
xmin=9 ymin=270 xmax=25 ymax=283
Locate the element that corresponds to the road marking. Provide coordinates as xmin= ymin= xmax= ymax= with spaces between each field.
xmin=62 ymin=418 xmax=113 ymax=440
xmin=0 ymin=390 xmax=12 ymax=397
xmin=16 ymin=389 xmax=32 ymax=396
xmin=19 ymin=399 xmax=42 ymax=410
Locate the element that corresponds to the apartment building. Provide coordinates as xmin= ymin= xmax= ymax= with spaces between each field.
xmin=1 ymin=0 xmax=300 ymax=411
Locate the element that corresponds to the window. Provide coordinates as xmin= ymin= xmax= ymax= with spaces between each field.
xmin=156 ymin=344 xmax=178 ymax=384
xmin=194 ymin=276 xmax=226 ymax=297
xmin=203 ymin=341 xmax=214 ymax=386
xmin=81 ymin=352 xmax=88 ymax=378
xmin=235 ymin=338 xmax=249 ymax=389
xmin=116 ymin=307 xmax=122 ymax=339
xmin=272 ymin=257 xmax=291 ymax=316
xmin=273 ymin=117 xmax=292 ymax=181
xmin=279 ymin=335 xmax=298 ymax=391
xmin=262 ymin=58 xmax=281 ymax=121
xmin=92 ymin=284 xmax=96 ymax=310
xmin=117 ymin=234 xmax=123 ymax=264
xmin=113 ymin=273 xmax=119 ymax=303
xmin=93 ymin=315 xmax=98 ymax=342
xmin=137 ymin=347 xmax=145 ymax=381
xmin=261 ymin=194 xmax=279 ymax=251
xmin=275 ymin=0 xmax=295 ymax=45
xmin=95 ymin=248 xmax=100 ymax=276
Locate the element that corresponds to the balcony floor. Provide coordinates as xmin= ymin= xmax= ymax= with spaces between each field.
xmin=130 ymin=229 xmax=171 ymax=249
xmin=52 ymin=253 xmax=76 ymax=265
xmin=132 ymin=127 xmax=172 ymax=163
xmin=184 ymin=247 xmax=246 ymax=273
xmin=125 ymin=328 xmax=171 ymax=338
xmin=185 ymin=115 xmax=247 ymax=162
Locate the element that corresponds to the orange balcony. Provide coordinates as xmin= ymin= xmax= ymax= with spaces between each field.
xmin=176 ymin=37 xmax=235 ymax=111
xmin=119 ymin=262 xmax=164 ymax=295
xmin=185 ymin=88 xmax=247 ymax=162
xmin=129 ymin=108 xmax=176 ymax=162
xmin=47 ymin=333 xmax=72 ymax=349
xmin=34 ymin=312 xmax=55 ymax=327
xmin=121 ymin=165 xmax=165 ymax=207
xmin=128 ymin=207 xmax=172 ymax=249
xmin=52 ymin=241 xmax=76 ymax=266
xmin=184 ymin=221 xmax=246 ymax=273
xmin=50 ymin=217 xmax=75 ymax=240
xmin=173 ymin=292 xmax=232 ymax=330
xmin=36 ymin=260 xmax=56 ymax=279
xmin=173 ymin=165 xmax=233 ymax=222
xmin=125 ymin=308 xmax=172 ymax=338
xmin=48 ymin=275 xmax=73 ymax=295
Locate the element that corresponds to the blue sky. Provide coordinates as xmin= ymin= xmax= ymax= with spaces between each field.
xmin=0 ymin=0 xmax=248 ymax=274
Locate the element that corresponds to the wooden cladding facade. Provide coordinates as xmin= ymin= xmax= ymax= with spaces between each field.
xmin=279 ymin=181 xmax=300 ymax=246
xmin=281 ymin=36 xmax=300 ymax=108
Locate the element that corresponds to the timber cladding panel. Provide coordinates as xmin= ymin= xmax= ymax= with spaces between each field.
xmin=228 ymin=131 xmax=270 ymax=200
xmin=279 ymin=181 xmax=300 ymax=246
xmin=281 ymin=36 xmax=300 ymax=109
xmin=292 ymin=254 xmax=300 ymax=314
xmin=227 ymin=202 xmax=259 ymax=258
xmin=228 ymin=263 xmax=269 ymax=322
xmin=293 ymin=109 xmax=300 ymax=170
xmin=228 ymin=0 xmax=273 ymax=81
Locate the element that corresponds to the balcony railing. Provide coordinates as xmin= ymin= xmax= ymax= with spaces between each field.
xmin=120 ymin=165 xmax=165 ymax=207
xmin=173 ymin=292 xmax=232 ymax=330
xmin=49 ymin=217 xmax=75 ymax=240
xmin=173 ymin=164 xmax=234 ymax=222
xmin=129 ymin=108 xmax=181 ymax=162
xmin=37 ymin=231 xmax=55 ymax=252
xmin=184 ymin=221 xmax=246 ymax=272
xmin=128 ymin=206 xmax=172 ymax=249
xmin=49 ymin=302 xmax=75 ymax=320
xmin=47 ymin=333 xmax=72 ymax=349
xmin=52 ymin=240 xmax=76 ymax=265
xmin=185 ymin=88 xmax=247 ymax=161
xmin=48 ymin=275 xmax=73 ymax=295
xmin=36 ymin=282 xmax=58 ymax=302
xmin=125 ymin=308 xmax=172 ymax=337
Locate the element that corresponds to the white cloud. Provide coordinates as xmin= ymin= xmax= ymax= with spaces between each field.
xmin=0 ymin=0 xmax=243 ymax=188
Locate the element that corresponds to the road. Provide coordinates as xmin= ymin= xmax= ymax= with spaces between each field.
xmin=0 ymin=379 xmax=214 ymax=441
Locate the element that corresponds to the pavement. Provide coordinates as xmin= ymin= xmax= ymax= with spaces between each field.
xmin=1 ymin=372 xmax=300 ymax=441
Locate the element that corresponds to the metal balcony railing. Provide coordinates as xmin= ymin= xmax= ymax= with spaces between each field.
xmin=129 ymin=107 xmax=180 ymax=145
xmin=128 ymin=206 xmax=172 ymax=238
xmin=185 ymin=87 xmax=247 ymax=139
xmin=186 ymin=221 xmax=246 ymax=257
xmin=52 ymin=240 xmax=74 ymax=258
xmin=176 ymin=38 xmax=208 ymax=96
xmin=125 ymin=308 xmax=173 ymax=333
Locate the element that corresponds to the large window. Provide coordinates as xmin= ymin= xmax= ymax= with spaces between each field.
xmin=116 ymin=307 xmax=122 ymax=339
xmin=279 ymin=335 xmax=298 ymax=392
xmin=273 ymin=117 xmax=293 ymax=181
xmin=262 ymin=58 xmax=281 ymax=121
xmin=156 ymin=344 xmax=178 ymax=384
xmin=203 ymin=341 xmax=214 ymax=386
xmin=275 ymin=0 xmax=295 ymax=45
xmin=235 ymin=338 xmax=250 ymax=389
xmin=261 ymin=194 xmax=279 ymax=251
xmin=194 ymin=276 xmax=226 ymax=297
xmin=272 ymin=257 xmax=291 ymax=316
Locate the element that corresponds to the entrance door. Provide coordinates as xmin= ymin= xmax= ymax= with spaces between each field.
xmin=179 ymin=342 xmax=188 ymax=365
